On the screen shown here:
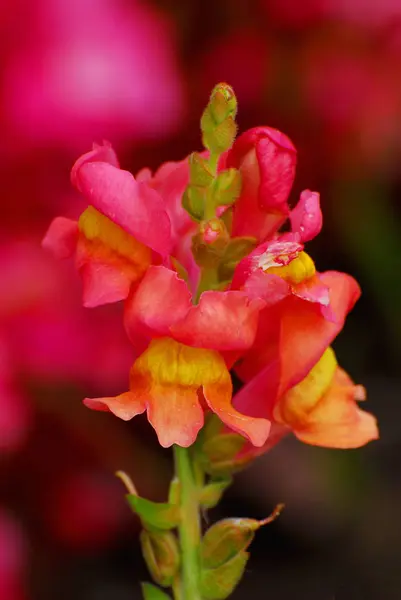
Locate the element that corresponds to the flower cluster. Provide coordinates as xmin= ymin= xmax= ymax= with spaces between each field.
xmin=43 ymin=84 xmax=378 ymax=456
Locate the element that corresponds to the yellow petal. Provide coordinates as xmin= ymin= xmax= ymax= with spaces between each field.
xmin=274 ymin=347 xmax=337 ymax=426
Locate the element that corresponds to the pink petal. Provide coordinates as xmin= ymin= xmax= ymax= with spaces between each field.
xmin=227 ymin=126 xmax=297 ymax=241
xmin=277 ymin=271 xmax=361 ymax=393
xmin=84 ymin=392 xmax=146 ymax=421
xmin=233 ymin=270 xmax=360 ymax=420
xmin=71 ymin=142 xmax=119 ymax=187
xmin=243 ymin=271 xmax=290 ymax=305
xmin=79 ymin=261 xmax=132 ymax=308
xmin=290 ymin=190 xmax=322 ymax=242
xmin=171 ymin=291 xmax=265 ymax=350
xmin=124 ymin=266 xmax=192 ymax=342
xmin=42 ymin=217 xmax=78 ymax=259
xmin=203 ymin=382 xmax=271 ymax=447
xmin=73 ymin=161 xmax=172 ymax=256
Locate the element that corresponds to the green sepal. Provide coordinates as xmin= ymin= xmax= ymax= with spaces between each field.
xmin=141 ymin=582 xmax=172 ymax=600
xmin=213 ymin=169 xmax=242 ymax=207
xmin=220 ymin=207 xmax=233 ymax=235
xmin=202 ymin=118 xmax=237 ymax=155
xmin=126 ymin=495 xmax=181 ymax=531
xmin=167 ymin=477 xmax=181 ymax=505
xmin=199 ymin=477 xmax=233 ymax=509
xmin=218 ymin=236 xmax=258 ymax=281
xmin=200 ymin=550 xmax=249 ymax=600
xmin=140 ymin=530 xmax=180 ymax=588
xmin=202 ymin=433 xmax=246 ymax=476
xmin=201 ymin=518 xmax=259 ymax=569
xmin=170 ymin=258 xmax=189 ymax=284
xmin=189 ymin=152 xmax=214 ymax=186
xmin=182 ymin=185 xmax=205 ymax=222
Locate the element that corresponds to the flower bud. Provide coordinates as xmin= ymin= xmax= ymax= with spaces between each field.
xmin=201 ymin=84 xmax=238 ymax=154
xmin=192 ymin=219 xmax=230 ymax=268
xmin=226 ymin=126 xmax=297 ymax=241
xmin=202 ymin=506 xmax=284 ymax=570
xmin=201 ymin=518 xmax=259 ymax=570
xmin=199 ymin=507 xmax=283 ymax=599
xmin=195 ymin=414 xmax=248 ymax=475
xmin=140 ymin=529 xmax=180 ymax=588
xmin=201 ymin=432 xmax=247 ymax=475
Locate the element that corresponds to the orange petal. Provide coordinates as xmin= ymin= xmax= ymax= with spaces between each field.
xmin=293 ymin=368 xmax=378 ymax=449
xmin=203 ymin=382 xmax=271 ymax=447
xmin=146 ymin=384 xmax=204 ymax=448
xmin=84 ymin=391 xmax=146 ymax=421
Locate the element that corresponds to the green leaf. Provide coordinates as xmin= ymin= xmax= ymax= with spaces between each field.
xmin=199 ymin=477 xmax=232 ymax=509
xmin=200 ymin=551 xmax=249 ymax=600
xmin=127 ymin=495 xmax=181 ymax=530
xmin=141 ymin=582 xmax=171 ymax=600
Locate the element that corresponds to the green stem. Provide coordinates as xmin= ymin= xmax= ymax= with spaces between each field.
xmin=173 ymin=445 xmax=202 ymax=600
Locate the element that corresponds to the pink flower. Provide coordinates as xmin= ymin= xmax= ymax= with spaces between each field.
xmin=84 ymin=265 xmax=270 ymax=448
xmin=43 ymin=143 xmax=172 ymax=307
xmin=225 ymin=126 xmax=297 ymax=242
xmin=230 ymin=270 xmax=378 ymax=452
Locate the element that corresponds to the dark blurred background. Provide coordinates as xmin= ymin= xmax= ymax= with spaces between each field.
xmin=1 ymin=0 xmax=401 ymax=598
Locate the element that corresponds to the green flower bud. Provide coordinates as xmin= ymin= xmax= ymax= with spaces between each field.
xmin=140 ymin=530 xmax=180 ymax=588
xmin=201 ymin=83 xmax=238 ymax=154
xmin=192 ymin=219 xmax=230 ymax=268
xmin=202 ymin=433 xmax=246 ymax=474
xmin=209 ymin=84 xmax=238 ymax=124
xmin=201 ymin=518 xmax=259 ymax=570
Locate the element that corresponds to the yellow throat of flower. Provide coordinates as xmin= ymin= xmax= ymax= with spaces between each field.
xmin=131 ymin=337 xmax=230 ymax=389
xmin=274 ymin=347 xmax=337 ymax=426
xmin=78 ymin=205 xmax=151 ymax=264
